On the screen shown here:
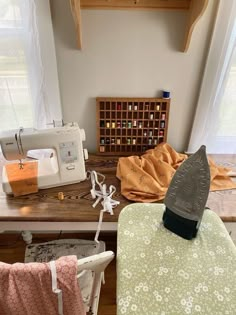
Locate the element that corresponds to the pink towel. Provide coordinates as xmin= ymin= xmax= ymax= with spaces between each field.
xmin=0 ymin=255 xmax=86 ymax=315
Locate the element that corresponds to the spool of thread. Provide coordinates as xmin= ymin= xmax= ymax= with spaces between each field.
xmin=162 ymin=90 xmax=170 ymax=99
xmin=58 ymin=192 xmax=64 ymax=201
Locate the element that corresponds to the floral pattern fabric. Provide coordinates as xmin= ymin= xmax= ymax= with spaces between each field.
xmin=117 ymin=204 xmax=236 ymax=315
xmin=0 ymin=256 xmax=85 ymax=315
xmin=25 ymin=239 xmax=105 ymax=312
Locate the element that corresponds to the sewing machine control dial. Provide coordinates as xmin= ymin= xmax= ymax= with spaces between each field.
xmin=59 ymin=142 xmax=78 ymax=164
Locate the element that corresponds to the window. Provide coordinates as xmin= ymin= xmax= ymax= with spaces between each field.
xmin=0 ymin=0 xmax=33 ymax=131
xmin=217 ymin=43 xmax=236 ymax=138
xmin=0 ymin=0 xmax=62 ymax=133
xmin=187 ymin=0 xmax=236 ymax=154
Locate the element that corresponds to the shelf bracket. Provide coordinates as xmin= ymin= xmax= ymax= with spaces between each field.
xmin=70 ymin=0 xmax=82 ymax=49
xmin=183 ymin=0 xmax=209 ymax=52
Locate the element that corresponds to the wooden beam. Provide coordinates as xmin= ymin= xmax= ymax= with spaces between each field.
xmin=80 ymin=0 xmax=190 ymax=10
xmin=183 ymin=0 xmax=208 ymax=52
xmin=70 ymin=0 xmax=82 ymax=49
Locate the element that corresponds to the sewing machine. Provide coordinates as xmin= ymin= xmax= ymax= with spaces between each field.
xmin=0 ymin=123 xmax=88 ymax=194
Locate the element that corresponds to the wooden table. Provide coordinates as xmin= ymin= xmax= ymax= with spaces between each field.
xmin=0 ymin=155 xmax=130 ymax=240
xmin=0 ymin=154 xmax=235 ymax=242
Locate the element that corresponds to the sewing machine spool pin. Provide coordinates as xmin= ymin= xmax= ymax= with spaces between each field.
xmin=47 ymin=120 xmax=66 ymax=128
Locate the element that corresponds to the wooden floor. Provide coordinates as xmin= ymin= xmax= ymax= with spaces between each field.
xmin=0 ymin=232 xmax=117 ymax=315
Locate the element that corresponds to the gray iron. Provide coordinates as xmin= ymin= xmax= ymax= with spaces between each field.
xmin=163 ymin=145 xmax=211 ymax=239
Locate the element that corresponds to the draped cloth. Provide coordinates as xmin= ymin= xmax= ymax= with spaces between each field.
xmin=116 ymin=143 xmax=236 ymax=203
xmin=0 ymin=256 xmax=86 ymax=315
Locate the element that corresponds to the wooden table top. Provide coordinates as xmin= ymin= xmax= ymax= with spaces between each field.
xmin=0 ymin=153 xmax=235 ymax=222
xmin=0 ymin=155 xmax=130 ymax=222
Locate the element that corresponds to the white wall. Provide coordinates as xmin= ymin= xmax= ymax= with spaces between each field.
xmin=50 ymin=0 xmax=218 ymax=153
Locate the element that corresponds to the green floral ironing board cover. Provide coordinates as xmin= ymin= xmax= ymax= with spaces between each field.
xmin=117 ymin=204 xmax=236 ymax=315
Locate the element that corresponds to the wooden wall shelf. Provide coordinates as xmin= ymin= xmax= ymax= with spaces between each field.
xmin=96 ymin=97 xmax=170 ymax=155
xmin=69 ymin=0 xmax=208 ymax=52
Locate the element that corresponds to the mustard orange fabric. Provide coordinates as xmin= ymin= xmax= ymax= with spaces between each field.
xmin=5 ymin=161 xmax=38 ymax=196
xmin=116 ymin=143 xmax=236 ymax=202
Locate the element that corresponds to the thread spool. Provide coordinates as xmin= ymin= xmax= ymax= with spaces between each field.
xmin=58 ymin=192 xmax=64 ymax=201
xmin=162 ymin=90 xmax=170 ymax=99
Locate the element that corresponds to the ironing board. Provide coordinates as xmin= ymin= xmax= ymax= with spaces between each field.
xmin=117 ymin=204 xmax=236 ymax=315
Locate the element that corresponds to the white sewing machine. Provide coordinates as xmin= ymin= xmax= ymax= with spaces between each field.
xmin=0 ymin=123 xmax=88 ymax=194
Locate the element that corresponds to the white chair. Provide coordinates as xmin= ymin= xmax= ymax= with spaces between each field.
xmin=77 ymin=251 xmax=114 ymax=314
xmin=25 ymin=239 xmax=114 ymax=315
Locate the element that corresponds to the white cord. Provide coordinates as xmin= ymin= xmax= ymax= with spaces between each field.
xmin=49 ymin=261 xmax=63 ymax=315
xmin=88 ymin=171 xmax=120 ymax=242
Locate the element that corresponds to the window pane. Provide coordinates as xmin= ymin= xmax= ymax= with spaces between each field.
xmin=0 ymin=76 xmax=33 ymax=130
xmin=0 ymin=0 xmax=22 ymax=29
xmin=218 ymin=46 xmax=236 ymax=137
xmin=0 ymin=0 xmax=33 ymax=132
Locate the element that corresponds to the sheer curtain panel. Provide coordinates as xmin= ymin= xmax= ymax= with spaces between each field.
xmin=187 ymin=0 xmax=236 ymax=154
xmin=0 ymin=0 xmax=62 ymax=132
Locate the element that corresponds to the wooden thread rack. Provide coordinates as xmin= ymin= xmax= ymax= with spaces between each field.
xmin=96 ymin=97 xmax=170 ymax=155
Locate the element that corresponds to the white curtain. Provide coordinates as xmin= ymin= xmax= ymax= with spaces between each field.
xmin=0 ymin=0 xmax=62 ymax=131
xmin=187 ymin=0 xmax=236 ymax=154
xmin=22 ymin=0 xmax=51 ymax=128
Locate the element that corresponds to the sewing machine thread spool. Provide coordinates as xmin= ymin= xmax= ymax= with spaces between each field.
xmin=162 ymin=90 xmax=170 ymax=99
xmin=58 ymin=192 xmax=64 ymax=200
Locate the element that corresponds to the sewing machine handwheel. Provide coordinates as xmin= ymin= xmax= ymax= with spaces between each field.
xmin=84 ymin=149 xmax=88 ymax=160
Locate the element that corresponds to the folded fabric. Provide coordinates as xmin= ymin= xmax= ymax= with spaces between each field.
xmin=0 ymin=256 xmax=86 ymax=315
xmin=116 ymin=143 xmax=236 ymax=202
xmin=5 ymin=161 xmax=38 ymax=196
